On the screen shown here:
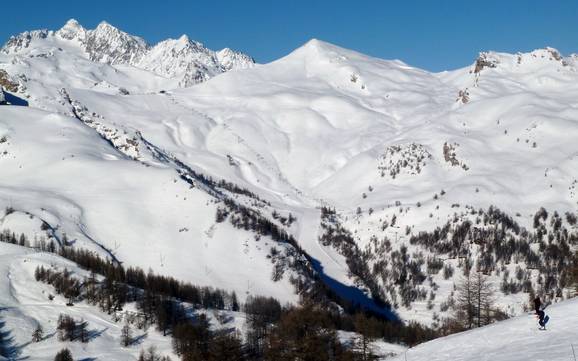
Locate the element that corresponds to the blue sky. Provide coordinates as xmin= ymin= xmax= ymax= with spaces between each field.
xmin=2 ymin=0 xmax=576 ymax=71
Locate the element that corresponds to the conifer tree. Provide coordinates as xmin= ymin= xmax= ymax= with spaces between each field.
xmin=54 ymin=348 xmax=73 ymax=361
xmin=32 ymin=324 xmax=43 ymax=342
xmin=121 ymin=323 xmax=132 ymax=347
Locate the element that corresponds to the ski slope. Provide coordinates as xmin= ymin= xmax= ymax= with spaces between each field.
xmin=398 ymin=297 xmax=578 ymax=361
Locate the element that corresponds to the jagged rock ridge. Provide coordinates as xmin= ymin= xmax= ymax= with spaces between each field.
xmin=2 ymin=19 xmax=255 ymax=87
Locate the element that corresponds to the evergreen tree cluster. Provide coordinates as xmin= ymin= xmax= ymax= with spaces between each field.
xmin=409 ymin=206 xmax=578 ymax=299
xmin=56 ymin=314 xmax=89 ymax=342
xmin=32 ymin=248 xmax=438 ymax=360
xmin=0 ymin=229 xmax=30 ymax=247
xmin=34 ymin=266 xmax=81 ymax=305
xmin=319 ymin=207 xmax=389 ymax=308
xmin=54 ymin=348 xmax=73 ymax=361
xmin=216 ymin=200 xmax=359 ymax=314
xmin=57 ymin=247 xmax=238 ymax=311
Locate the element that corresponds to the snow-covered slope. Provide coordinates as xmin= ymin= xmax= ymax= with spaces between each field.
xmin=397 ymin=297 xmax=578 ymax=361
xmin=0 ymin=241 xmax=250 ymax=360
xmin=1 ymin=20 xmax=578 ymax=328
xmin=0 ymin=105 xmax=299 ymax=303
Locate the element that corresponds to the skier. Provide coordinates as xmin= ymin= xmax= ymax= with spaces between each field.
xmin=534 ymin=296 xmax=546 ymax=329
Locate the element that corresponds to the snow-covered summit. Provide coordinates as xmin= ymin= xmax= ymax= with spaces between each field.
xmin=84 ymin=20 xmax=148 ymax=64
xmin=470 ymin=47 xmax=574 ymax=74
xmin=56 ymin=18 xmax=86 ymax=41
xmin=1 ymin=29 xmax=50 ymax=54
xmin=1 ymin=19 xmax=255 ymax=87
xmin=216 ymin=47 xmax=255 ymax=71
xmin=138 ymin=35 xmax=222 ymax=87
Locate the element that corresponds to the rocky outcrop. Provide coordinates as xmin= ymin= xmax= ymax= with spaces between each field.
xmin=56 ymin=19 xmax=86 ymax=41
xmin=1 ymin=29 xmax=50 ymax=54
xmin=216 ymin=47 xmax=255 ymax=71
xmin=0 ymin=69 xmax=19 ymax=92
xmin=473 ymin=52 xmax=499 ymax=73
xmin=84 ymin=21 xmax=148 ymax=65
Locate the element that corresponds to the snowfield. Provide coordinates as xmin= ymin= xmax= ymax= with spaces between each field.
xmin=0 ymin=105 xmax=299 ymax=304
xmin=398 ymin=297 xmax=578 ymax=361
xmin=1 ymin=17 xmax=578 ymax=341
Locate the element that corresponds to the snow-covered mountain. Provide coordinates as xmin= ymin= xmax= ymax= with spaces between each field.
xmin=2 ymin=19 xmax=255 ymax=87
xmin=1 ymin=19 xmax=578 ymax=339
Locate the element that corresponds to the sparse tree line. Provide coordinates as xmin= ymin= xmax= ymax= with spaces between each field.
xmin=0 ymin=228 xmax=32 ymax=247
xmin=158 ymin=142 xmax=270 ymax=209
xmin=377 ymin=143 xmax=432 ymax=179
xmin=56 ymin=314 xmax=89 ymax=343
xmin=55 ymin=247 xmax=240 ymax=313
xmin=32 ymin=249 xmax=438 ymax=360
xmin=271 ymin=210 xmax=296 ymax=227
xmin=216 ymin=179 xmax=272 ymax=207
xmin=216 ymin=199 xmax=362 ymax=315
xmin=439 ymin=271 xmax=509 ymax=335
xmin=409 ymin=206 xmax=578 ymax=300
xmin=320 ymin=207 xmax=430 ymax=310
xmin=316 ymin=205 xmax=578 ymax=327
xmin=319 ymin=207 xmax=389 ymax=308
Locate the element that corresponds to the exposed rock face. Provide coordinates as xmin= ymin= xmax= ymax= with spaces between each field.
xmin=547 ymin=47 xmax=562 ymax=61
xmin=217 ymin=47 xmax=255 ymax=71
xmin=1 ymin=30 xmax=50 ymax=54
xmin=473 ymin=52 xmax=499 ymax=73
xmin=0 ymin=69 xmax=19 ymax=93
xmin=138 ymin=35 xmax=218 ymax=87
xmin=56 ymin=19 xmax=86 ymax=41
xmin=84 ymin=21 xmax=149 ymax=65
xmin=1 ymin=19 xmax=255 ymax=87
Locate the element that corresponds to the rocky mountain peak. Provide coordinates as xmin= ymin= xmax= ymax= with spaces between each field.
xmin=216 ymin=47 xmax=255 ymax=71
xmin=1 ymin=29 xmax=50 ymax=54
xmin=56 ymin=18 xmax=86 ymax=41
xmin=1 ymin=20 xmax=255 ymax=87
xmin=84 ymin=21 xmax=149 ymax=64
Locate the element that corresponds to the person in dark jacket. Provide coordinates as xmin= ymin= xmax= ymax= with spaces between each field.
xmin=534 ymin=296 xmax=545 ymax=326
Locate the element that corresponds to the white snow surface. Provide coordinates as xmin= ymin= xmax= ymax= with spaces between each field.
xmin=1 ymin=20 xmax=578 ymax=327
xmin=397 ymin=297 xmax=578 ymax=361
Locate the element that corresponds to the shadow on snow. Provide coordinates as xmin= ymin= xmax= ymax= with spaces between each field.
xmin=0 ymin=308 xmax=29 ymax=360
xmin=309 ymin=258 xmax=400 ymax=322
